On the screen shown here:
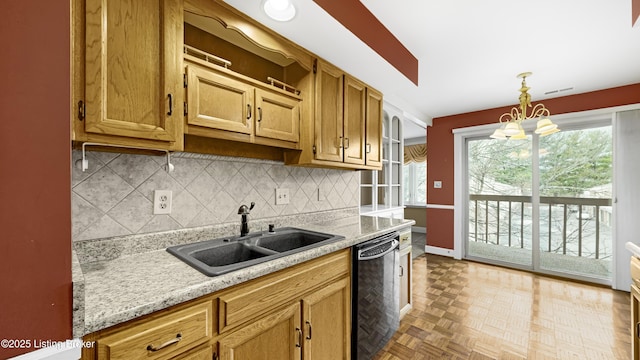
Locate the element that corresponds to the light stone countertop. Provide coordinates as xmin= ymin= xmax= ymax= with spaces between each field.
xmin=74 ymin=214 xmax=414 ymax=337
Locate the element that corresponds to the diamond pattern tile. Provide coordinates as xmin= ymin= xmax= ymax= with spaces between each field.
xmin=71 ymin=150 xmax=359 ymax=241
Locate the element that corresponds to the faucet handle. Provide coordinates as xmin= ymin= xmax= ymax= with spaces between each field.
xmin=238 ymin=202 xmax=256 ymax=215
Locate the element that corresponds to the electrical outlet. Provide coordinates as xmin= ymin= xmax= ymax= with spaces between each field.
xmin=275 ymin=188 xmax=290 ymax=205
xmin=434 ymin=181 xmax=442 ymax=189
xmin=153 ymin=190 xmax=172 ymax=214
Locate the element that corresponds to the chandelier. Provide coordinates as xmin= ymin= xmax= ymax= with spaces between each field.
xmin=491 ymin=72 xmax=560 ymax=139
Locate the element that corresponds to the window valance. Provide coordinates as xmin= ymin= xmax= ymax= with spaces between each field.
xmin=404 ymin=144 xmax=427 ymax=164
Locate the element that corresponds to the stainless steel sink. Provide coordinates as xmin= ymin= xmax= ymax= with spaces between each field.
xmin=167 ymin=227 xmax=344 ymax=276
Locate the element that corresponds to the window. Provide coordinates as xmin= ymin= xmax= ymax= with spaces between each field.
xmin=403 ymin=161 xmax=426 ymax=205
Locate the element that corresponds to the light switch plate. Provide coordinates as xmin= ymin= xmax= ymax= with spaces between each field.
xmin=275 ymin=188 xmax=290 ymax=205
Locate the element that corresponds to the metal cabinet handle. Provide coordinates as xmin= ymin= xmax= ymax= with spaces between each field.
xmin=344 ymin=137 xmax=350 ymax=149
xmin=366 ymin=143 xmax=371 ymax=153
xmin=247 ymin=104 xmax=252 ymax=119
xmin=295 ymin=327 xmax=302 ymax=347
xmin=167 ymin=94 xmax=173 ymax=116
xmin=147 ymin=333 xmax=181 ymax=352
xmin=213 ymin=352 xmax=218 ymax=360
xmin=305 ymin=320 xmax=312 ymax=340
xmin=636 ymin=322 xmax=640 ymax=338
xmin=258 ymin=107 xmax=262 ymax=122
xmin=399 ymin=265 xmax=404 ymax=277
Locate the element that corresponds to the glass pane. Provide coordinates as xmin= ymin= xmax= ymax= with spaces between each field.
xmin=392 ymin=142 xmax=400 ymax=162
xmin=392 ymin=117 xmax=400 ymax=141
xmin=378 ymin=166 xmax=387 ymax=185
xmin=415 ymin=162 xmax=426 ymax=204
xmin=360 ymin=186 xmax=373 ymax=207
xmin=377 ymin=186 xmax=388 ymax=206
xmin=538 ymin=126 xmax=612 ymax=280
xmin=391 ymin=185 xmax=401 ymax=207
xmin=361 ymin=170 xmax=373 ymax=185
xmin=467 ymin=136 xmax=533 ymax=267
xmin=392 ymin=163 xmax=400 ymax=185
xmin=403 ymin=164 xmax=411 ymax=203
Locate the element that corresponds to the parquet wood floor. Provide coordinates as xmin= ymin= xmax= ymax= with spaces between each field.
xmin=374 ymin=254 xmax=631 ymax=360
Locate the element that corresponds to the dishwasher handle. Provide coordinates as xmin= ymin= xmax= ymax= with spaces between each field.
xmin=358 ymin=239 xmax=398 ymax=261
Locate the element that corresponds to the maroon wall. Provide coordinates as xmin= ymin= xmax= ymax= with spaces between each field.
xmin=0 ymin=0 xmax=72 ymax=357
xmin=427 ymin=83 xmax=640 ymax=250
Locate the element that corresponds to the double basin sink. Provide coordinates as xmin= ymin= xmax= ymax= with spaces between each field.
xmin=167 ymin=227 xmax=344 ymax=276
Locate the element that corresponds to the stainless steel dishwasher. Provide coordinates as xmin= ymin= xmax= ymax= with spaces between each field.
xmin=352 ymin=231 xmax=400 ymax=360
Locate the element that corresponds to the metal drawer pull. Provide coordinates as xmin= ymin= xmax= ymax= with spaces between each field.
xmin=305 ymin=321 xmax=312 ymax=340
xmin=247 ymin=104 xmax=252 ymax=119
xmin=295 ymin=327 xmax=302 ymax=347
xmin=257 ymin=107 xmax=262 ymax=122
xmin=344 ymin=137 xmax=350 ymax=149
xmin=167 ymin=94 xmax=173 ymax=116
xmin=366 ymin=143 xmax=371 ymax=153
xmin=146 ymin=333 xmax=182 ymax=352
xmin=399 ymin=265 xmax=404 ymax=277
xmin=636 ymin=322 xmax=640 ymax=338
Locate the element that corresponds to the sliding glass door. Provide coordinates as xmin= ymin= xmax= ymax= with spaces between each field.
xmin=465 ymin=123 xmax=612 ymax=282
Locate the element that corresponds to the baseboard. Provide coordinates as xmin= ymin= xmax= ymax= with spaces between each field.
xmin=9 ymin=342 xmax=81 ymax=360
xmin=425 ymin=245 xmax=455 ymax=258
xmin=411 ymin=226 xmax=426 ymax=233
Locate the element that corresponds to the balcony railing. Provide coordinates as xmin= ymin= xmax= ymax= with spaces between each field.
xmin=469 ymin=194 xmax=612 ymax=260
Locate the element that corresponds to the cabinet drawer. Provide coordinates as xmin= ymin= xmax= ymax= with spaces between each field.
xmin=399 ymin=231 xmax=411 ymax=250
xmin=96 ymin=301 xmax=213 ymax=360
xmin=632 ymin=256 xmax=640 ymax=287
xmin=218 ymin=249 xmax=350 ymax=334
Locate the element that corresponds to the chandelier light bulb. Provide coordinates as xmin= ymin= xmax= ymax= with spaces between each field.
xmin=503 ymin=122 xmax=521 ymax=136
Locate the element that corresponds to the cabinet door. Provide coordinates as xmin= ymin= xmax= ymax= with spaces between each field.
xmin=186 ymin=65 xmax=253 ymax=135
xmin=84 ymin=0 xmax=183 ymax=147
xmin=302 ymin=277 xmax=351 ymax=360
xmin=365 ymin=88 xmax=383 ymax=168
xmin=399 ymin=248 xmax=412 ymax=318
xmin=633 ymin=284 xmax=640 ymax=360
xmin=219 ymin=303 xmax=301 ymax=360
xmin=314 ymin=60 xmax=344 ymax=162
xmin=343 ymin=76 xmax=366 ymax=166
xmin=255 ymin=88 xmax=300 ymax=143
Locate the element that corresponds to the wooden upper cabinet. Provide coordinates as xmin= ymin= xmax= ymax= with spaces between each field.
xmin=365 ymin=88 xmax=383 ymax=168
xmin=186 ymin=64 xmax=253 ymax=136
xmin=81 ymin=0 xmax=184 ymax=150
xmin=343 ymin=76 xmax=366 ymax=166
xmin=255 ymin=88 xmax=300 ymax=144
xmin=314 ymin=60 xmax=344 ymax=163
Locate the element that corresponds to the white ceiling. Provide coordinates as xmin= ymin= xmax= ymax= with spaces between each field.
xmin=223 ymin=0 xmax=640 ymax=126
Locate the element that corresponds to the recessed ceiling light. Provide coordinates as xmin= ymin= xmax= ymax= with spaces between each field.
xmin=263 ymin=0 xmax=296 ymax=22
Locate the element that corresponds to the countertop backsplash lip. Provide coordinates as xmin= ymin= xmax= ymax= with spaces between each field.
xmin=71 ymin=212 xmax=415 ymax=338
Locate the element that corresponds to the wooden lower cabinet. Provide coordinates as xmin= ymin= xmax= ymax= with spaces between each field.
xmin=632 ymin=284 xmax=640 ymax=360
xmin=218 ymin=303 xmax=302 ymax=360
xmin=84 ymin=250 xmax=350 ymax=360
xmin=302 ymin=277 xmax=351 ymax=360
xmin=399 ymin=231 xmax=412 ymax=319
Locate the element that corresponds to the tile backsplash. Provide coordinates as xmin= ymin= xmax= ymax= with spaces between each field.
xmin=72 ymin=150 xmax=360 ymax=241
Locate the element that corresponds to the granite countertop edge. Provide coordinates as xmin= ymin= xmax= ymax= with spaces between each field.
xmin=75 ymin=215 xmax=415 ymax=337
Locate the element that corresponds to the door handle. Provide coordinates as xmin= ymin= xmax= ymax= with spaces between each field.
xmin=295 ymin=327 xmax=302 ymax=347
xmin=147 ymin=333 xmax=181 ymax=352
xmin=305 ymin=320 xmax=312 ymax=340
xmin=167 ymin=94 xmax=173 ymax=116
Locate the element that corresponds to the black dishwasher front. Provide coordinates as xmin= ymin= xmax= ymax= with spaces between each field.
xmin=352 ymin=232 xmax=400 ymax=360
